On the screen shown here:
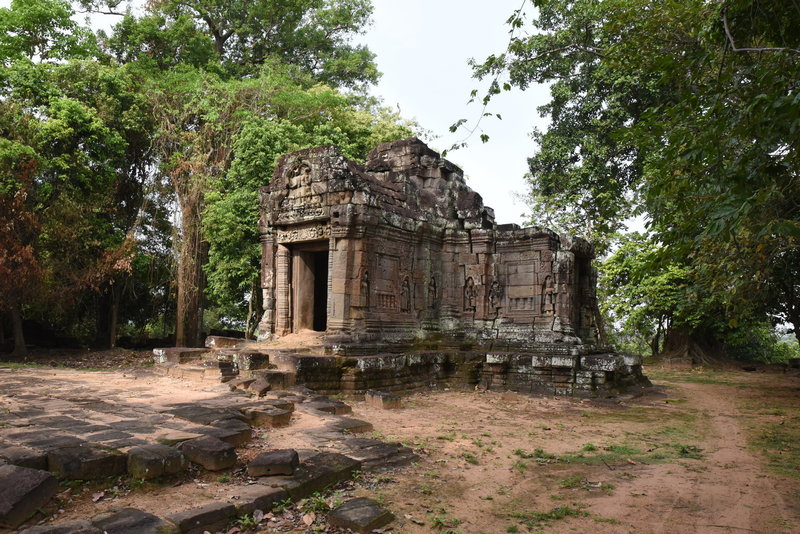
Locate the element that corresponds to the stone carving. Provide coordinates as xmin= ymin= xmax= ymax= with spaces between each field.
xmin=541 ymin=275 xmax=556 ymax=315
xmin=361 ymin=270 xmax=370 ymax=308
xmin=488 ymin=280 xmax=503 ymax=310
xmin=400 ymin=277 xmax=411 ymax=312
xmin=427 ymin=277 xmax=437 ymax=309
xmin=276 ymin=225 xmax=329 ymax=243
xmin=288 ymin=162 xmax=312 ymax=189
xmin=463 ymin=277 xmax=477 ymax=312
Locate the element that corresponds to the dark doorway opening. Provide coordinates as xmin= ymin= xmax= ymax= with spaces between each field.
xmin=312 ymin=250 xmax=328 ymax=331
xmin=290 ymin=242 xmax=329 ymax=332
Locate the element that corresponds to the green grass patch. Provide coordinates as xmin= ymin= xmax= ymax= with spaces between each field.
xmin=507 ymin=505 xmax=589 ymax=529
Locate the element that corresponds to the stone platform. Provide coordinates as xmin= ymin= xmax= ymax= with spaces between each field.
xmin=154 ymin=335 xmax=650 ymax=398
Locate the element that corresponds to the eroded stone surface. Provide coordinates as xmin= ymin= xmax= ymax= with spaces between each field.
xmin=0 ymin=464 xmax=59 ymax=528
xmin=327 ymin=497 xmax=394 ymax=533
xmin=165 ymin=502 xmax=235 ymax=534
xmin=247 ymin=449 xmax=299 ymax=476
xmin=178 ymin=436 xmax=236 ymax=471
xmin=91 ymin=508 xmax=176 ymax=534
xmin=127 ymin=444 xmax=186 ymax=479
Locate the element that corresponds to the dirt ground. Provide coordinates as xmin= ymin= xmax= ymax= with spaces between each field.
xmin=2 ymin=350 xmax=799 ymax=533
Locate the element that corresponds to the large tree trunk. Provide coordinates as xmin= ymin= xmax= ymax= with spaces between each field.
xmin=175 ymin=198 xmax=207 ymax=347
xmin=10 ymin=304 xmax=26 ymax=358
xmin=661 ymin=326 xmax=723 ymax=366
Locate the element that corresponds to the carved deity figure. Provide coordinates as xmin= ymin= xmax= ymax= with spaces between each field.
xmin=489 ymin=280 xmax=503 ymax=310
xmin=541 ymin=275 xmax=556 ymax=315
xmin=400 ymin=277 xmax=411 ymax=312
xmin=427 ymin=277 xmax=437 ymax=309
xmin=463 ymin=277 xmax=477 ymax=312
xmin=361 ymin=270 xmax=370 ymax=308
xmin=287 ymin=163 xmax=313 ymax=194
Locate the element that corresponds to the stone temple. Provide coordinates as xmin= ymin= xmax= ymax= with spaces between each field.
xmin=250 ymin=138 xmax=648 ymax=396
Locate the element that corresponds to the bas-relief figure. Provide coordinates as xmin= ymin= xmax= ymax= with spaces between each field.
xmin=257 ymin=138 xmax=599 ymax=348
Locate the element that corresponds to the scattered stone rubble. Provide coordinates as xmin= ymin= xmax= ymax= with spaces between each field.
xmin=0 ymin=367 xmax=407 ymax=533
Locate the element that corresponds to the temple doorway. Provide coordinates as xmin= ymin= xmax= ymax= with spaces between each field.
xmin=290 ymin=242 xmax=329 ymax=332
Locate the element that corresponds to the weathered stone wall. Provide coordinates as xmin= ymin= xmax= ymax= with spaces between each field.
xmin=257 ymin=138 xmax=598 ymax=351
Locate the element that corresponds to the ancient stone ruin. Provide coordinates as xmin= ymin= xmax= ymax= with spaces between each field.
xmin=252 ymin=138 xmax=648 ymax=396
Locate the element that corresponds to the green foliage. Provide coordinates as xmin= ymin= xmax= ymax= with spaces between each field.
xmin=202 ymin=73 xmax=411 ymax=334
xmin=472 ymin=0 xmax=800 ymax=353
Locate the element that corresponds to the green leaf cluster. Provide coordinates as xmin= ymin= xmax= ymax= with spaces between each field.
xmin=473 ymin=0 xmax=800 ymax=356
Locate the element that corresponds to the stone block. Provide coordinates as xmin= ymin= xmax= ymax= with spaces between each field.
xmin=365 ymin=390 xmax=402 ymax=409
xmin=327 ymin=497 xmax=394 ymax=533
xmin=178 ymin=437 xmax=236 ymax=471
xmin=230 ymin=485 xmax=289 ymax=516
xmin=245 ymin=408 xmax=291 ymax=428
xmin=47 ymin=446 xmax=127 ymax=480
xmin=581 ymin=354 xmax=623 ymax=372
xmin=156 ymin=431 xmax=203 ymax=446
xmin=20 ymin=520 xmax=102 ymax=533
xmin=127 ymin=445 xmax=186 ymax=479
xmin=273 ymin=452 xmax=361 ymax=500
xmin=0 ymin=464 xmax=59 ymax=528
xmin=304 ymin=399 xmax=352 ymax=415
xmin=328 ymin=418 xmax=373 ymax=434
xmin=91 ymin=508 xmax=177 ymax=534
xmin=247 ymin=378 xmax=271 ymax=397
xmin=227 ymin=378 xmax=255 ymax=391
xmin=165 ymin=502 xmax=236 ymax=534
xmin=204 ymin=335 xmax=240 ymax=349
xmin=247 ymin=449 xmax=299 ymax=476
xmin=0 ymin=444 xmax=47 ymax=470
xmin=207 ymin=418 xmax=253 ymax=446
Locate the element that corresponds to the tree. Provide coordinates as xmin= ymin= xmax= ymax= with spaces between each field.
xmin=203 ymin=79 xmax=412 ymax=337
xmin=470 ymin=0 xmax=800 ymax=355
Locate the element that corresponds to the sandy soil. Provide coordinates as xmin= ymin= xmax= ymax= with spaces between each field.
xmin=2 ymin=354 xmax=799 ymax=534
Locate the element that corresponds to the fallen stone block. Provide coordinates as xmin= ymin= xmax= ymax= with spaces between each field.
xmin=230 ymin=486 xmax=289 ymax=516
xmin=245 ymin=407 xmax=292 ymax=428
xmin=47 ymin=445 xmax=127 ymax=480
xmin=204 ymin=335 xmax=240 ymax=349
xmin=152 ymin=347 xmax=207 ymax=364
xmin=343 ymin=438 xmax=417 ymax=470
xmin=247 ymin=449 xmax=299 ymax=476
xmin=261 ymin=398 xmax=295 ymax=412
xmin=127 ymin=445 xmax=186 ymax=479
xmin=0 ymin=464 xmax=59 ymax=528
xmin=206 ymin=418 xmax=252 ymax=446
xmin=365 ymin=390 xmax=402 ymax=410
xmin=178 ymin=436 xmax=236 ymax=471
xmin=91 ymin=508 xmax=177 ymax=534
xmin=328 ymin=417 xmax=373 ymax=434
xmin=155 ymin=431 xmax=203 ymax=446
xmin=327 ymin=497 xmax=394 ymax=533
xmin=165 ymin=502 xmax=236 ymax=534
xmin=272 ymin=452 xmax=361 ymax=500
xmin=0 ymin=443 xmax=48 ymax=470
xmin=19 ymin=519 xmax=102 ymax=534
xmin=247 ymin=378 xmax=271 ymax=397
xmin=305 ymin=399 xmax=353 ymax=415
xmin=227 ymin=378 xmax=255 ymax=391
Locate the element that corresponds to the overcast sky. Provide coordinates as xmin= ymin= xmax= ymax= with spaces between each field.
xmin=364 ymin=1 xmax=550 ymax=226
xmin=1 ymin=0 xmax=550 ymax=226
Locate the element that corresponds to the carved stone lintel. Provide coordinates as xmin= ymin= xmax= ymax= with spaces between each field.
xmin=276 ymin=225 xmax=330 ymax=243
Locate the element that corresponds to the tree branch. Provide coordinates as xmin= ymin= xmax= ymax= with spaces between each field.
xmin=722 ymin=8 xmax=800 ymax=55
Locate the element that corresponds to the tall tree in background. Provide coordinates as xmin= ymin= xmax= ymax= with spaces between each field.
xmin=469 ymin=0 xmax=800 ymax=358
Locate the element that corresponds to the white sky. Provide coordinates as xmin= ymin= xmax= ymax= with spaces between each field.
xmin=365 ymin=1 xmax=549 ymax=226
xmin=1 ymin=0 xmax=550 ymax=226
